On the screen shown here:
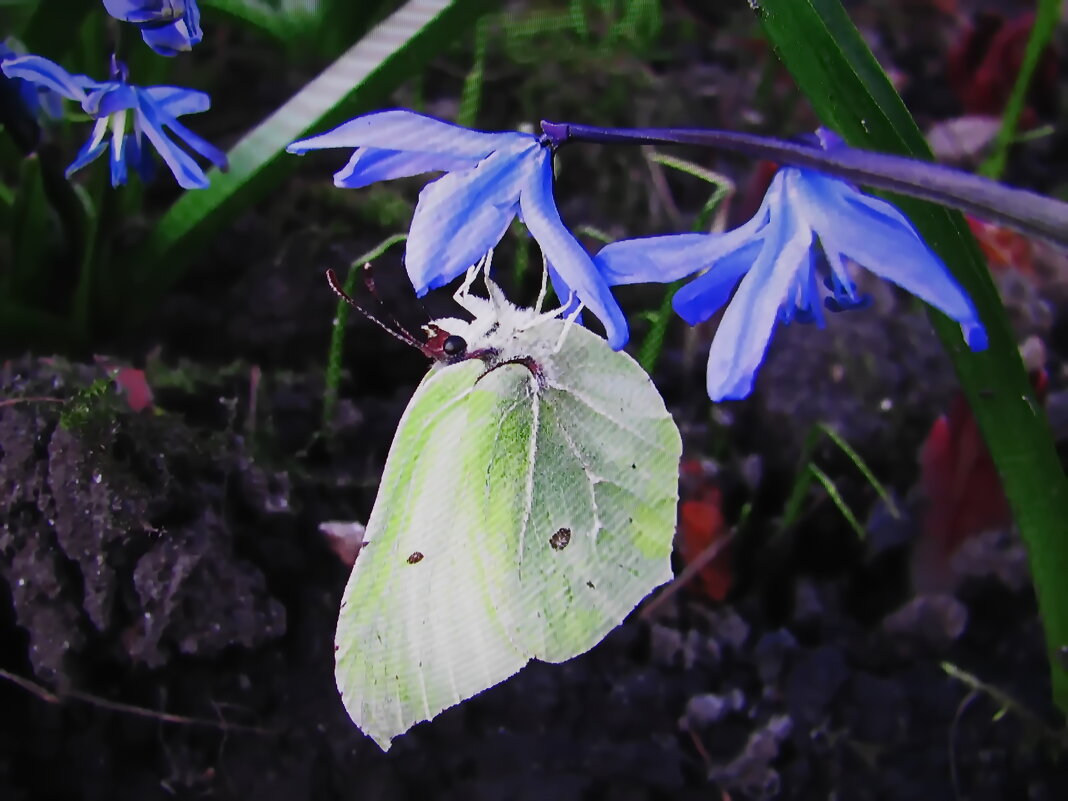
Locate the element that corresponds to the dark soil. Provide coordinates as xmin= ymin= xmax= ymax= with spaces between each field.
xmin=3 ymin=1 xmax=1068 ymax=799
xmin=3 ymin=279 xmax=1066 ymax=800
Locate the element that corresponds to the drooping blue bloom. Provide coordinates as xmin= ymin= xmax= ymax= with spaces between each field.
xmin=0 ymin=41 xmax=63 ymax=121
xmin=1 ymin=54 xmax=226 ymax=188
xmin=287 ymin=109 xmax=629 ymax=349
xmin=103 ymin=0 xmax=202 ymax=57
xmin=595 ymin=155 xmax=988 ymax=401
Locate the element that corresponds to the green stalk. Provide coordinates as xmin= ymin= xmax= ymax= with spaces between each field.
xmin=979 ymin=0 xmax=1062 ymax=180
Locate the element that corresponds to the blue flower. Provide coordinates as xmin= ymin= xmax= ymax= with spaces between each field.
xmin=287 ymin=109 xmax=629 ymax=348
xmin=103 ymin=0 xmax=202 ymax=57
xmin=595 ymin=161 xmax=988 ymax=401
xmin=1 ymin=54 xmax=227 ymax=188
xmin=0 ymin=41 xmax=63 ymax=121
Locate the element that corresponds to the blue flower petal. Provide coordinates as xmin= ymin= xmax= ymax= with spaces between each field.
xmin=595 ymin=181 xmax=776 ymax=286
xmin=334 ymin=147 xmax=479 ymax=189
xmin=1 ymin=54 xmax=92 ymax=103
xmin=405 ymin=139 xmax=535 ymax=293
xmin=784 ymin=250 xmax=826 ymax=327
xmin=287 ymin=109 xmax=525 ymax=162
xmin=546 ymin=261 xmax=584 ymax=319
xmin=143 ymin=85 xmax=211 ymax=116
xmin=671 ymin=238 xmax=764 ymax=325
xmin=110 ymin=126 xmax=129 ymax=186
xmin=106 ymin=1 xmax=203 ymax=56
xmin=520 ymin=147 xmax=628 ymax=349
xmin=141 ymin=20 xmax=201 ymax=57
xmin=141 ymin=91 xmax=227 ymax=170
xmin=91 ymin=84 xmax=138 ymax=116
xmin=135 ymin=97 xmax=210 ymax=188
xmin=38 ymin=87 xmax=64 ymax=119
xmin=66 ymin=118 xmax=110 ymax=177
xmin=795 ymin=169 xmax=986 ymax=346
xmin=596 ymin=233 xmax=715 ymax=285
xmin=184 ymin=0 xmax=202 ymax=41
xmin=125 ymin=132 xmax=156 ymax=183
xmin=103 ymin=1 xmax=174 ymax=24
xmin=706 ymin=180 xmax=814 ymax=401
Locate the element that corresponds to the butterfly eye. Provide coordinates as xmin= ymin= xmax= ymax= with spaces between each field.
xmin=442 ymin=335 xmax=467 ymax=358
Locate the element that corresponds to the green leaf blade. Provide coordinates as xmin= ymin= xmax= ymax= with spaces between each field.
xmin=757 ymin=0 xmax=1068 ymax=709
xmin=128 ymin=0 xmax=492 ymax=316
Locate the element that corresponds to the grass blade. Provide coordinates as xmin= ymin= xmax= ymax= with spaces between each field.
xmin=979 ymin=0 xmax=1061 ymax=180
xmin=126 ymin=0 xmax=492 ymax=321
xmin=322 ymin=234 xmax=407 ymax=427
xmin=808 ymin=463 xmax=866 ymax=541
xmin=818 ymin=423 xmax=900 ymax=519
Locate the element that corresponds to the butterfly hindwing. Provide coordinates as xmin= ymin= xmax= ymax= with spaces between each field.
xmin=335 ymin=360 xmax=527 ymax=750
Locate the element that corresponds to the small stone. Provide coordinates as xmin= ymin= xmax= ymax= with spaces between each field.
xmin=951 ymin=529 xmax=1031 ymax=592
xmin=787 ymin=646 xmax=849 ymax=728
xmin=882 ymin=593 xmax=968 ymax=649
xmin=704 ymin=607 xmax=750 ymax=651
xmin=679 ymin=689 xmax=745 ymax=730
xmin=648 ymin=623 xmax=685 ymax=667
xmin=754 ymin=629 xmax=798 ymax=684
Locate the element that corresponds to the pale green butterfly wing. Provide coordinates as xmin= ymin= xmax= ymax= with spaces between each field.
xmin=336 ymin=315 xmax=681 ymax=750
xmin=475 ymin=321 xmax=681 ymax=661
xmin=335 ymin=359 xmax=528 ymax=751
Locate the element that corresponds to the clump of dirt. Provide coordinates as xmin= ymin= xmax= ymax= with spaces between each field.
xmin=0 ymin=359 xmax=286 ymax=685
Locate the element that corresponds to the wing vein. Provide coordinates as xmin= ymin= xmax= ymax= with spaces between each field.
xmin=552 ymin=410 xmax=603 ymax=538
xmin=517 ymin=389 xmax=540 ymax=569
xmin=547 ymin=385 xmax=672 ymax=454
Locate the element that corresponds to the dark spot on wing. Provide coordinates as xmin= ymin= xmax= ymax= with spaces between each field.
xmin=586 ymin=581 xmax=595 ymax=589
xmin=407 ymin=551 xmax=424 ymax=564
xmin=549 ymin=527 xmax=571 ymax=551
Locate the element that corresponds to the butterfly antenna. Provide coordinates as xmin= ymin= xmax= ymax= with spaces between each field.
xmin=326 ymin=268 xmax=429 ymax=353
xmin=360 ymin=263 xmax=427 ymax=340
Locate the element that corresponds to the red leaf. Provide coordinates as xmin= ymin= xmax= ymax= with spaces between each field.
xmin=967 ymin=215 xmax=1035 ymax=276
xmin=947 ymin=12 xmax=1058 ymax=121
xmin=917 ymin=368 xmax=1047 ymax=580
xmin=112 ymin=367 xmax=154 ymax=413
xmin=678 ymin=461 xmax=732 ymax=602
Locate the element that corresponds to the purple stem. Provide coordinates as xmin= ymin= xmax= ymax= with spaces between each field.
xmin=541 ymin=121 xmax=1068 ymax=248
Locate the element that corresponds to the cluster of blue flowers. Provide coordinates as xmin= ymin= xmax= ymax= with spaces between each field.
xmin=2 ymin=3 xmax=988 ymax=400
xmin=103 ymin=0 xmax=202 ymax=56
xmin=288 ymin=111 xmax=987 ymax=401
xmin=1 ymin=0 xmax=222 ymax=188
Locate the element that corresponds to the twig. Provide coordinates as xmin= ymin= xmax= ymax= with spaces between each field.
xmin=0 ymin=668 xmax=273 ymax=734
xmin=948 ymin=689 xmax=980 ymax=801
xmin=688 ymin=728 xmax=713 ymax=770
xmin=941 ymin=662 xmax=1067 ymax=744
xmin=640 ymin=531 xmax=735 ymax=620
xmin=642 ymin=145 xmax=684 ymax=231
xmin=0 ymin=396 xmax=66 ymax=408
